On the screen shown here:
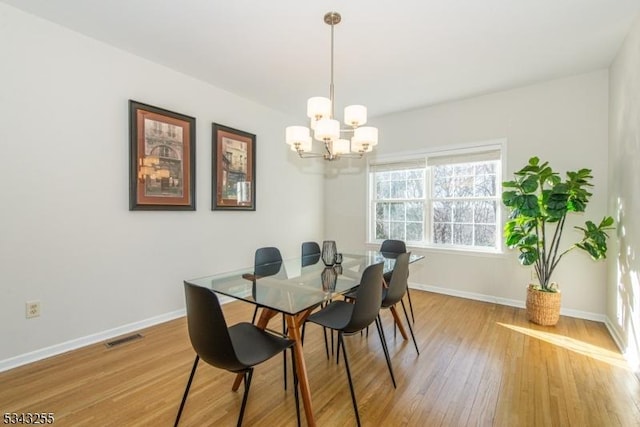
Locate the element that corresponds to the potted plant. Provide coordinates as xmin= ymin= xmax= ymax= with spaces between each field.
xmin=502 ymin=157 xmax=614 ymax=325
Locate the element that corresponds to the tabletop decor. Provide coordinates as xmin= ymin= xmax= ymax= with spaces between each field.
xmin=321 ymin=266 xmax=338 ymax=293
xmin=129 ymin=100 xmax=196 ymax=210
xmin=502 ymin=156 xmax=614 ymax=325
xmin=321 ymin=240 xmax=337 ymax=266
xmin=212 ymin=123 xmax=256 ymax=211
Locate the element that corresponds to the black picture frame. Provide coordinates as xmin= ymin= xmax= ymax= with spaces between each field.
xmin=129 ymin=100 xmax=196 ymax=210
xmin=212 ymin=123 xmax=256 ymax=211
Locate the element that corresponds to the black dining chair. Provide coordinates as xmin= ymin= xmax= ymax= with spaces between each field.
xmin=251 ymin=246 xmax=284 ymax=324
xmin=379 ymin=252 xmax=419 ymax=354
xmin=250 ymin=247 xmax=290 ymax=389
xmin=301 ymin=241 xmax=321 ymax=267
xmin=300 ymin=241 xmax=334 ymax=352
xmin=343 ymin=252 xmax=419 ymax=354
xmin=380 ymin=239 xmax=415 ymax=323
xmin=175 ymin=282 xmax=300 ymax=427
xmin=305 ymin=262 xmax=395 ymax=427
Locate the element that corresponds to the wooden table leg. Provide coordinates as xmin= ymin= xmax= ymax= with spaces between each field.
xmin=381 ymin=278 xmax=408 ymax=340
xmin=232 ymin=308 xmax=278 ymax=392
xmin=286 ymin=313 xmax=316 ymax=427
xmin=389 ymin=305 xmax=409 ymax=340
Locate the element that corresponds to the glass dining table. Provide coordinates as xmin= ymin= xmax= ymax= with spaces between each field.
xmin=184 ymin=250 xmax=424 ymax=426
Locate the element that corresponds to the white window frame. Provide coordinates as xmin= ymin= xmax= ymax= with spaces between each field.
xmin=366 ymin=139 xmax=506 ymax=254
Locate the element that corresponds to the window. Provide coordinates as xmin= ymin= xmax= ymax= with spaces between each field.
xmin=371 ymin=160 xmax=426 ymax=242
xmin=368 ymin=142 xmax=503 ymax=252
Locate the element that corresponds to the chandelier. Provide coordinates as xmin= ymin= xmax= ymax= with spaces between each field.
xmin=285 ymin=12 xmax=379 ymax=161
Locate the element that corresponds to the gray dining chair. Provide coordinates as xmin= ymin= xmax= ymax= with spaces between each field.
xmin=251 ymin=247 xmax=283 ymax=326
xmin=380 ymin=239 xmax=415 ymax=323
xmin=305 ymin=262 xmax=395 ymax=427
xmin=301 ymin=241 xmax=321 ymax=267
xmin=250 ymin=246 xmax=290 ymax=389
xmin=175 ymin=282 xmax=300 ymax=427
xmin=344 ymin=252 xmax=419 ymax=358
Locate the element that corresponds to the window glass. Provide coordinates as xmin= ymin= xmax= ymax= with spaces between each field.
xmin=370 ymin=150 xmax=501 ymax=251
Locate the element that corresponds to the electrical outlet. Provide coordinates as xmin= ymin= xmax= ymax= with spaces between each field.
xmin=26 ymin=301 xmax=40 ymax=318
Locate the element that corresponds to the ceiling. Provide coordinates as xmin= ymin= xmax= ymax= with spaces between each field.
xmin=4 ymin=0 xmax=640 ymax=120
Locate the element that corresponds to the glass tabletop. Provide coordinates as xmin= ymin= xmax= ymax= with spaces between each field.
xmin=185 ymin=250 xmax=424 ymax=316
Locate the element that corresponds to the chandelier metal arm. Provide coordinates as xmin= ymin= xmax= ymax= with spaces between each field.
xmin=295 ymin=150 xmax=325 ymax=159
xmin=334 ymin=153 xmax=365 ymax=159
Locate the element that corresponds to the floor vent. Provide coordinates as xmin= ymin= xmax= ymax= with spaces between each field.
xmin=105 ymin=333 xmax=143 ymax=348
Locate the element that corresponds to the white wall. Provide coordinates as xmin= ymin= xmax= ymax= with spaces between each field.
xmin=326 ymin=71 xmax=610 ymax=317
xmin=608 ymin=15 xmax=640 ymax=372
xmin=0 ymin=4 xmax=324 ymax=366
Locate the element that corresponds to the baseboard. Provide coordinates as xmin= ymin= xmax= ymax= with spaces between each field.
xmin=604 ymin=316 xmax=640 ymax=381
xmin=409 ymin=282 xmax=606 ymax=322
xmin=0 ymin=308 xmax=184 ymax=373
xmin=0 ymin=295 xmax=239 ymax=373
xmin=604 ymin=316 xmax=626 ymax=352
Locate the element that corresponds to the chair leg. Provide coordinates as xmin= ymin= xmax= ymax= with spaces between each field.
xmin=331 ymin=329 xmax=335 ymax=355
xmin=251 ymin=306 xmax=258 ymax=324
xmin=400 ymin=299 xmax=420 ymax=355
xmin=282 ymin=315 xmax=287 ymax=390
xmin=237 ymin=369 xmax=254 ymax=427
xmin=375 ymin=316 xmax=397 ymax=388
xmin=338 ymin=332 xmax=361 ymax=427
xmin=174 ymin=355 xmax=200 ymax=427
xmin=290 ymin=348 xmax=301 ymax=427
xmin=406 ymin=285 xmax=415 ymax=323
xmin=322 ymin=327 xmax=330 ymax=359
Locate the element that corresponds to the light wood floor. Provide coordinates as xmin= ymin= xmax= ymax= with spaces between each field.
xmin=1 ymin=290 xmax=639 ymax=426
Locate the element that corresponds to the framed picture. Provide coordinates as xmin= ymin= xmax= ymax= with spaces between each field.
xmin=212 ymin=123 xmax=256 ymax=211
xmin=129 ymin=100 xmax=196 ymax=210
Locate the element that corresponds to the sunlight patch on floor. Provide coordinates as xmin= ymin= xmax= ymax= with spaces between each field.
xmin=497 ymin=322 xmax=630 ymax=370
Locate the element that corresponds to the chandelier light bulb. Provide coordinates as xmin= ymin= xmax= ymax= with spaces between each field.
xmin=307 ymin=97 xmax=332 ymax=120
xmin=344 ymin=105 xmax=367 ymax=127
xmin=314 ymin=118 xmax=340 ymax=142
xmin=353 ymin=126 xmax=379 ymax=146
xmin=286 ymin=126 xmax=312 ymax=152
xmin=333 ymin=139 xmax=351 ymax=155
xmin=351 ymin=141 xmax=373 ymax=153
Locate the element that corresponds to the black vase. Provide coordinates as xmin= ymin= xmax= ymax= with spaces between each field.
xmin=321 ymin=240 xmax=337 ymax=266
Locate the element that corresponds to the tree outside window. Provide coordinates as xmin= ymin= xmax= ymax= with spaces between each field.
xmin=369 ymin=145 xmax=502 ymax=252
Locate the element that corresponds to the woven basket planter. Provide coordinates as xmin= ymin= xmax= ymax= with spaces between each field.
xmin=526 ymin=286 xmax=561 ymax=326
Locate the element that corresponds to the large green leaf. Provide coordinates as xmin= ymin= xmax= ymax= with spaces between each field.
xmin=521 ymin=175 xmax=538 ymax=193
xmin=546 ymin=192 xmax=569 ymax=217
xmin=573 ymin=216 xmax=615 ymax=260
xmin=502 ymin=191 xmax=519 ymax=207
xmin=548 ymin=174 xmax=561 ymax=186
xmin=553 ymin=183 xmax=569 ymax=193
xmin=505 ymin=232 xmax=524 ymax=247
xmin=518 ymin=194 xmax=540 ymax=217
xmin=522 ymin=234 xmax=538 ymax=246
xmin=601 ymin=216 xmax=615 ymax=227
xmin=518 ymin=247 xmax=538 ymax=265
